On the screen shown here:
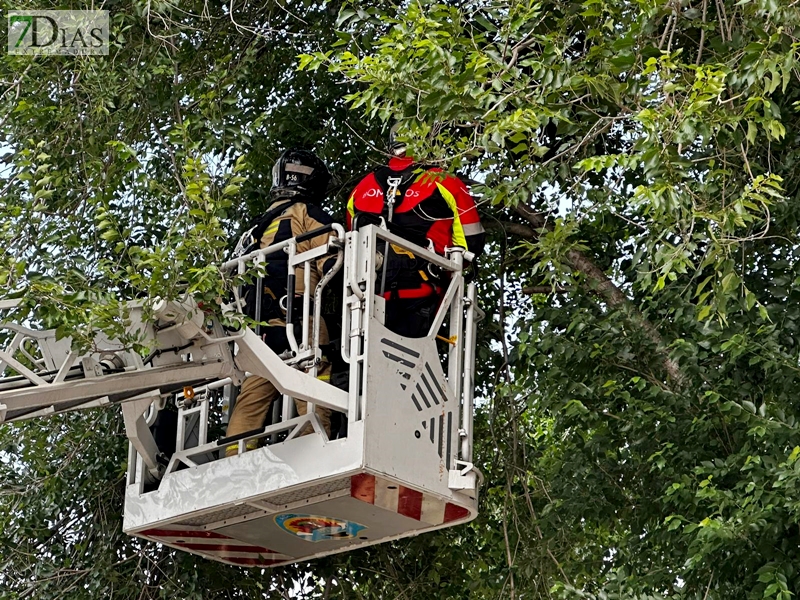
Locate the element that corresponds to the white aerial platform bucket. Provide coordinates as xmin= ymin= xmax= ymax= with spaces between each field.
xmin=0 ymin=224 xmax=481 ymax=568
xmin=124 ymin=319 xmax=477 ymax=567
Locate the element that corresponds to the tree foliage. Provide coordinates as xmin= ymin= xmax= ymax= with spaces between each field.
xmin=3 ymin=0 xmax=800 ymax=598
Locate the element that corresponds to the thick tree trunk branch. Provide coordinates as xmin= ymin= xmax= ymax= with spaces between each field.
xmin=523 ymin=285 xmax=568 ymax=294
xmin=510 ymin=204 xmax=687 ymax=390
xmin=485 ymin=220 xmax=536 ymax=239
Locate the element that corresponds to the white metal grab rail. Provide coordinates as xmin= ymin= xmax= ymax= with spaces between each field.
xmin=137 ymin=224 xmax=478 ymax=481
xmin=341 ymin=225 xmax=478 ymax=469
xmin=126 ymin=225 xmax=350 ymax=484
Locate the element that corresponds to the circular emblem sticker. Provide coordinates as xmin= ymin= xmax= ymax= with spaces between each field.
xmin=275 ymin=513 xmax=367 ymax=543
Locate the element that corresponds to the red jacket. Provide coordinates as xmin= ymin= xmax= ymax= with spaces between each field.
xmin=346 ymin=157 xmax=485 ymax=299
xmin=346 ymin=157 xmax=485 ymax=257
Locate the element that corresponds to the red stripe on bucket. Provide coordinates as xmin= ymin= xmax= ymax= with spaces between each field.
xmin=397 ymin=486 xmax=423 ymax=521
xmin=349 ymin=473 xmax=472 ymax=527
xmin=443 ymin=502 xmax=470 ymax=523
xmin=351 ymin=473 xmax=376 ymax=504
xmin=140 ymin=527 xmax=293 ymax=567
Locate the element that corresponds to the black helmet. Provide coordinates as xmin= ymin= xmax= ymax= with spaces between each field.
xmin=271 ymin=148 xmax=331 ymax=201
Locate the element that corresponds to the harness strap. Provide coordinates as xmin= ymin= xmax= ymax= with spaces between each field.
xmin=385 ymin=176 xmax=402 ymax=222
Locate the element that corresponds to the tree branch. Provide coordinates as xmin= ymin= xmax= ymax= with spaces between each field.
xmin=696 ymin=0 xmax=709 ymax=65
xmin=523 ymin=285 xmax=568 ymax=295
xmin=512 ymin=203 xmax=687 ymax=389
xmin=484 ymin=220 xmax=536 ymax=239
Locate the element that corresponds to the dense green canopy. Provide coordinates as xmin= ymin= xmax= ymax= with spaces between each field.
xmin=3 ymin=0 xmax=800 ymax=598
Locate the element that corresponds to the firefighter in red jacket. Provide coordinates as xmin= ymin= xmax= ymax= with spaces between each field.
xmin=346 ymin=130 xmax=485 ymax=337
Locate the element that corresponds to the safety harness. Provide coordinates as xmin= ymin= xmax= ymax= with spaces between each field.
xmin=357 ymin=163 xmax=444 ymax=300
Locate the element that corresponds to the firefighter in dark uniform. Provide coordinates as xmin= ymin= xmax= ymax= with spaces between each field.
xmin=226 ymin=149 xmax=336 ymax=456
xmin=346 ymin=130 xmax=486 ymax=337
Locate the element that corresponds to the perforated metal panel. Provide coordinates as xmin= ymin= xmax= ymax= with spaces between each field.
xmin=268 ymin=478 xmax=350 ymax=506
xmin=174 ymin=503 xmax=259 ymax=526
